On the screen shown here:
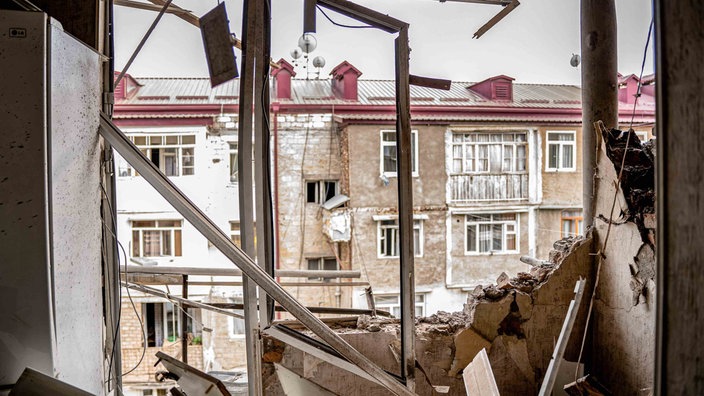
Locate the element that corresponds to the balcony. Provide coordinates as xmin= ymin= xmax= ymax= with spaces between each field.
xmin=449 ymin=173 xmax=528 ymax=204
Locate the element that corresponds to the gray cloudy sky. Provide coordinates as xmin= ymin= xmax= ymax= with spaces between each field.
xmin=113 ymin=0 xmax=654 ymax=85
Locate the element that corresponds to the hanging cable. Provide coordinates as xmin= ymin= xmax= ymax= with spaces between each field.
xmin=316 ymin=5 xmax=377 ymax=29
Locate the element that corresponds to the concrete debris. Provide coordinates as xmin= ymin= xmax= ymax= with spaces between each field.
xmin=262 ymin=235 xmax=593 ymax=395
xmin=629 ymin=243 xmax=656 ymax=306
xmin=601 ymin=127 xmax=656 ymax=244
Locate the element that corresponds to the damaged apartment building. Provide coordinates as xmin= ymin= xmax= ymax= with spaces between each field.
xmin=1 ymin=1 xmax=703 ymax=396
xmin=110 ymin=61 xmax=655 ymax=393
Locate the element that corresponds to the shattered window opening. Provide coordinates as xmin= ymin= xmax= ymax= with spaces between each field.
xmin=306 ymin=257 xmax=339 ymax=282
xmin=117 ymin=133 xmax=196 ymax=177
xmin=306 ymin=180 xmax=339 ymax=205
xmin=380 ymin=129 xmax=418 ymax=177
xmin=131 ymin=220 xmax=182 ymax=257
xmin=451 ymin=131 xmax=527 ymax=174
xmin=465 ymin=213 xmax=518 ymax=254
xmin=143 ymin=302 xmax=200 ymax=347
xmin=377 ymin=218 xmax=422 ymax=258
xmin=546 ymin=131 xmax=576 ymax=171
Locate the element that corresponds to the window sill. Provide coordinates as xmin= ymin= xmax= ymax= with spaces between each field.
xmin=545 ymin=168 xmax=577 ymax=173
xmin=463 ymin=251 xmax=519 ymax=256
xmin=381 ymin=173 xmax=420 ymax=179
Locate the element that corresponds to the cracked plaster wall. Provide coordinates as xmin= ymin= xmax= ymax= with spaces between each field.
xmin=590 ymin=129 xmax=656 ymax=395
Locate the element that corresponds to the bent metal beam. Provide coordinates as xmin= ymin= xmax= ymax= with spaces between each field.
xmin=98 ymin=114 xmax=415 ymax=396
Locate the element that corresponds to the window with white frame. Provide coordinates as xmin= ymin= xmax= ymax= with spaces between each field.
xmin=306 ymin=180 xmax=338 ymax=205
xmin=131 ymin=220 xmax=182 ymax=257
xmin=546 ymin=131 xmax=576 ymax=171
xmin=451 ymin=132 xmax=527 ymax=174
xmin=377 ymin=218 xmax=423 ymax=258
xmin=306 ymin=257 xmax=338 ymax=282
xmin=143 ymin=302 xmax=201 ymax=347
xmin=228 ymin=310 xmax=246 ymax=338
xmin=380 ymin=130 xmax=418 ymax=176
xmin=465 ymin=213 xmax=519 ymax=254
xmin=374 ymin=294 xmax=425 ymax=318
xmin=229 ymin=142 xmax=238 ymax=183
xmin=561 ymin=210 xmax=584 ymax=237
xmin=118 ymin=133 xmax=195 ymax=177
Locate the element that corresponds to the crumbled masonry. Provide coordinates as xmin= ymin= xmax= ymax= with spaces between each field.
xmin=600 ymin=127 xmax=656 ymax=245
xmin=262 ymin=235 xmax=593 ymax=395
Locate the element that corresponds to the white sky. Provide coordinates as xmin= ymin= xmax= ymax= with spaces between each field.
xmin=113 ymin=0 xmax=654 ymax=85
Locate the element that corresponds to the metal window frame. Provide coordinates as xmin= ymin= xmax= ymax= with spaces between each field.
xmin=99 ymin=114 xmax=415 ymax=396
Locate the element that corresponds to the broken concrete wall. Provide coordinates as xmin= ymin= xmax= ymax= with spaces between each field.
xmin=590 ymin=128 xmax=656 ymax=395
xmin=465 ymin=235 xmax=594 ymax=395
xmin=262 ymin=233 xmax=593 ymax=395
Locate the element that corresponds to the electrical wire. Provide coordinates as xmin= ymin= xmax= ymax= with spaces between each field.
xmin=100 ymin=182 xmax=147 ymax=383
xmin=316 ymin=4 xmax=377 ymax=29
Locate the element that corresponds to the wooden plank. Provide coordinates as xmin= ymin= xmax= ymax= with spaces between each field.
xmin=317 ymin=0 xmax=408 ymax=33
xmin=409 ymin=75 xmax=451 ymax=90
xmin=462 ymin=349 xmax=500 ymax=396
xmin=395 ymin=26 xmax=415 ymax=392
xmin=538 ymin=279 xmax=586 ymax=396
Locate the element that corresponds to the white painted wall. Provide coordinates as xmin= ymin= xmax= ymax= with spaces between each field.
xmin=115 ymin=126 xmax=243 ymax=297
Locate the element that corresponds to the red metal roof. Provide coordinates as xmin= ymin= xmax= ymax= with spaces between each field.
xmin=113 ymin=75 xmax=655 ymax=125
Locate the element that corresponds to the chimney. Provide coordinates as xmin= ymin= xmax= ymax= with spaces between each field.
xmin=330 ymin=61 xmax=362 ymax=101
xmin=467 ymin=75 xmax=515 ymax=101
xmin=271 ymin=59 xmax=296 ymax=100
xmin=618 ymin=74 xmax=641 ymax=104
xmin=113 ymin=71 xmax=141 ymax=100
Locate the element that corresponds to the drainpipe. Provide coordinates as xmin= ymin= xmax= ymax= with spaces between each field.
xmin=581 ymin=0 xmax=618 ymax=228
xmin=272 ymin=102 xmax=281 ymax=320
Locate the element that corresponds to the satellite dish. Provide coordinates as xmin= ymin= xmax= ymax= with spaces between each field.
xmin=290 ymin=48 xmax=302 ymax=60
xmin=570 ymin=53 xmax=581 ymax=67
xmin=312 ymin=56 xmax=326 ymax=68
xmin=298 ymin=33 xmax=317 ymax=54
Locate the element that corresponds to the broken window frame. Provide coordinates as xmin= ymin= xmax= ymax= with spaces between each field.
xmin=450 ymin=131 xmax=527 ymax=174
xmin=380 ymin=129 xmax=418 ymax=177
xmin=464 ymin=213 xmax=519 ymax=255
xmin=306 ymin=257 xmax=339 ymax=282
xmin=118 ymin=133 xmax=196 ymax=177
xmin=560 ymin=210 xmax=584 ymax=237
xmin=374 ymin=294 xmax=425 ymax=318
xmin=377 ymin=218 xmax=423 ymax=259
xmin=305 ymin=180 xmax=339 ymax=205
xmin=546 ymin=131 xmax=576 ymax=172
xmin=131 ymin=219 xmax=183 ymax=258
